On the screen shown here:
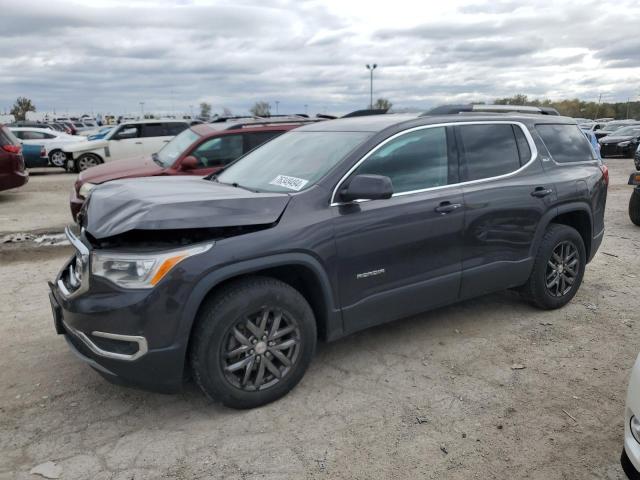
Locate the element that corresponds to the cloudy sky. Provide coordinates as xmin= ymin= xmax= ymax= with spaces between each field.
xmin=1 ymin=0 xmax=639 ymax=117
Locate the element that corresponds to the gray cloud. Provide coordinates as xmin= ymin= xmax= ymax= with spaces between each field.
xmin=0 ymin=0 xmax=638 ymax=118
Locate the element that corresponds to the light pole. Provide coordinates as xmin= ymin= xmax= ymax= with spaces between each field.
xmin=275 ymin=101 xmax=280 ymax=115
xmin=366 ymin=64 xmax=377 ymax=109
xmin=139 ymin=102 xmax=145 ymax=119
xmin=189 ymin=105 xmax=194 ymax=119
xmin=304 ymin=104 xmax=308 ymax=115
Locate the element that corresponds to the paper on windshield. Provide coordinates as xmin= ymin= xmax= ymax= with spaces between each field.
xmin=269 ymin=175 xmax=309 ymax=191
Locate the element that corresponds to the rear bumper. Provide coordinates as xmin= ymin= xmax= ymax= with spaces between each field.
xmin=0 ymin=170 xmax=28 ymax=191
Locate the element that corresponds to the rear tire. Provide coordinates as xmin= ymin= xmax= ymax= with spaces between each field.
xmin=190 ymin=276 xmax=317 ymax=409
xmin=630 ymin=189 xmax=640 ymax=226
xmin=48 ymin=149 xmax=67 ymax=168
xmin=522 ymin=224 xmax=586 ymax=310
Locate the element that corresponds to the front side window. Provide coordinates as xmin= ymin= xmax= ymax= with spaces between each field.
xmin=154 ymin=128 xmax=201 ymax=167
xmin=140 ymin=124 xmax=165 ymax=138
xmin=458 ymin=124 xmax=522 ymax=181
xmin=536 ymin=124 xmax=595 ymax=163
xmin=192 ymin=135 xmax=243 ymax=167
xmin=164 ymin=123 xmax=188 ymax=136
xmin=216 ymin=131 xmax=372 ymax=193
xmin=112 ymin=126 xmax=139 ymax=140
xmin=245 ymin=131 xmax=283 ymax=151
xmin=353 ymin=127 xmax=449 ymax=193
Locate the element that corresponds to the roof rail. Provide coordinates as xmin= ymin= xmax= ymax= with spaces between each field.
xmin=342 ymin=108 xmax=389 ymax=118
xmin=223 ymin=119 xmax=322 ymax=130
xmin=422 ymin=104 xmax=560 ymax=116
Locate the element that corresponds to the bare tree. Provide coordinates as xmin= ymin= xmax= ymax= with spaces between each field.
xmin=373 ymin=98 xmax=393 ymax=110
xmin=199 ymin=102 xmax=212 ymax=119
xmin=250 ymin=101 xmax=271 ymax=117
xmin=10 ymin=97 xmax=36 ymax=121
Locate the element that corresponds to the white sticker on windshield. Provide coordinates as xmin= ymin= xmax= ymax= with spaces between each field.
xmin=269 ymin=175 xmax=309 ymax=191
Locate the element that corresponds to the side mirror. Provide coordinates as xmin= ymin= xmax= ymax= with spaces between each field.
xmin=340 ymin=174 xmax=393 ymax=202
xmin=180 ymin=155 xmax=199 ymax=170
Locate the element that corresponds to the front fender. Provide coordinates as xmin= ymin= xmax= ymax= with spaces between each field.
xmin=172 ymin=252 xmax=342 ymax=368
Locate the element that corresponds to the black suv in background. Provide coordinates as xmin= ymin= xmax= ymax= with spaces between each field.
xmin=49 ymin=113 xmax=608 ymax=408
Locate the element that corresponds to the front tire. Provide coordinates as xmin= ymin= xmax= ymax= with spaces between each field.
xmin=75 ymin=153 xmax=102 ymax=172
xmin=522 ymin=224 xmax=586 ymax=310
xmin=630 ymin=189 xmax=640 ymax=226
xmin=190 ymin=277 xmax=317 ymax=409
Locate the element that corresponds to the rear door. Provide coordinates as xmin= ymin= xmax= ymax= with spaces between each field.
xmin=455 ymin=122 xmax=553 ymax=298
xmin=139 ymin=123 xmax=169 ymax=155
xmin=333 ymin=125 xmax=465 ymax=334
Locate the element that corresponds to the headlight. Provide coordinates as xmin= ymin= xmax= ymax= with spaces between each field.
xmin=618 ymin=141 xmax=631 ymax=147
xmin=92 ymin=243 xmax=212 ymax=288
xmin=79 ymin=182 xmax=96 ymax=198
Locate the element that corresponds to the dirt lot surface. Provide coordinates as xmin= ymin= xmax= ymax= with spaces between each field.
xmin=0 ymin=168 xmax=74 ymax=236
xmin=0 ymin=159 xmax=639 ymax=479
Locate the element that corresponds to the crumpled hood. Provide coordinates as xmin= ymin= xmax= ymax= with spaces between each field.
xmin=83 ymin=176 xmax=291 ymax=239
xmin=63 ymin=139 xmax=108 ymax=153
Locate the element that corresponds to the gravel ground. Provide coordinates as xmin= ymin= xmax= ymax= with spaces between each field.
xmin=0 ymin=159 xmax=638 ymax=479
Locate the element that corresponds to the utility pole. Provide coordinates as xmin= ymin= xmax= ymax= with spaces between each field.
xmin=304 ymin=104 xmax=308 ymax=115
xmin=626 ymin=97 xmax=631 ymax=119
xmin=594 ymin=93 xmax=602 ymax=120
xmin=139 ymin=102 xmax=145 ymax=119
xmin=275 ymin=101 xmax=280 ymax=115
xmin=366 ymin=64 xmax=377 ymax=109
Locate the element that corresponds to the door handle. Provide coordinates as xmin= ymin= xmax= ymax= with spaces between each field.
xmin=135 ymin=141 xmax=143 ymax=145
xmin=435 ymin=201 xmax=463 ymax=214
xmin=531 ymin=186 xmax=553 ymax=198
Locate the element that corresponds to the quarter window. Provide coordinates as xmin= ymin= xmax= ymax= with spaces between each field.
xmin=353 ymin=126 xmax=450 ymax=194
xmin=536 ymin=124 xmax=596 ymax=163
xmin=458 ymin=124 xmax=522 ymax=181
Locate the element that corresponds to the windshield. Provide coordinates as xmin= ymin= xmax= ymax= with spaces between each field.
xmin=216 ymin=131 xmax=372 ymax=193
xmin=155 ymin=128 xmax=201 ymax=167
xmin=611 ymin=126 xmax=640 ymax=136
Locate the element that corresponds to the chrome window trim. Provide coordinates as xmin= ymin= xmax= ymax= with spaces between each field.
xmin=330 ymin=121 xmax=538 ymax=206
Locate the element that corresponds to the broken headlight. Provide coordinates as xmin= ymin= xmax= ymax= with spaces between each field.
xmin=92 ymin=243 xmax=212 ymax=289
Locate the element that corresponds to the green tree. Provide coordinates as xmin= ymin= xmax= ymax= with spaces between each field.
xmin=373 ymin=98 xmax=393 ymax=110
xmin=10 ymin=97 xmax=36 ymax=121
xmin=250 ymin=101 xmax=271 ymax=117
xmin=199 ymin=102 xmax=212 ymax=118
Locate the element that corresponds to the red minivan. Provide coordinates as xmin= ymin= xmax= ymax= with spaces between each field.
xmin=70 ymin=122 xmax=309 ymax=220
xmin=0 ymin=125 xmax=28 ymax=192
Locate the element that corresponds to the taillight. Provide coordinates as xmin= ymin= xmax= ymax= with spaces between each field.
xmin=599 ymin=164 xmax=609 ymax=186
xmin=40 ymin=146 xmax=47 ymax=157
xmin=2 ymin=144 xmax=21 ymax=154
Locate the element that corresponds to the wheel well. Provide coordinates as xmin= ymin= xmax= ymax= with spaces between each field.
xmin=194 ymin=266 xmax=330 ymax=341
xmin=551 ymin=210 xmax=592 ymax=258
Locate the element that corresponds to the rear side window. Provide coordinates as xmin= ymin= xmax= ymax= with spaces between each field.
xmin=457 ymin=124 xmax=522 ymax=181
xmin=536 ymin=124 xmax=595 ymax=163
xmin=245 ymin=131 xmax=283 ymax=151
xmin=0 ymin=127 xmax=20 ymax=146
xmin=164 ymin=123 xmax=188 ymax=136
xmin=354 ymin=126 xmax=449 ymax=193
xmin=141 ymin=123 xmax=165 ymax=137
xmin=513 ymin=126 xmax=531 ymax=165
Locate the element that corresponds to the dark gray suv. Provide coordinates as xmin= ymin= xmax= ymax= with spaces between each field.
xmin=49 ymin=113 xmax=608 ymax=408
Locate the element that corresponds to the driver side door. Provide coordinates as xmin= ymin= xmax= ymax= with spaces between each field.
xmin=107 ymin=125 xmax=144 ymax=161
xmin=332 ymin=126 xmax=465 ymax=334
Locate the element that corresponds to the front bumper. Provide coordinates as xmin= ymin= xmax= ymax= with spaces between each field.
xmin=623 ymin=354 xmax=640 ymax=478
xmin=601 ymin=143 xmax=635 ymax=158
xmin=49 ymin=228 xmax=195 ymax=393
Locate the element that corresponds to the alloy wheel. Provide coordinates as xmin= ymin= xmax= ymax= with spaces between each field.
xmin=221 ymin=307 xmax=301 ymax=391
xmin=78 ymin=155 xmax=99 ymax=171
xmin=50 ymin=151 xmax=66 ymax=167
xmin=545 ymin=241 xmax=579 ymax=297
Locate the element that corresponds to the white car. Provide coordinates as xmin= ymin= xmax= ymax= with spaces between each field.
xmin=62 ymin=120 xmax=189 ymax=171
xmin=10 ymin=127 xmax=78 ymax=167
xmin=622 ymin=353 xmax=640 ymax=479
